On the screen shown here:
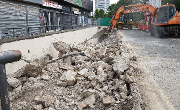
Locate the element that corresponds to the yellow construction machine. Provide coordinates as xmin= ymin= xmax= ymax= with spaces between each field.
xmin=115 ymin=16 xmax=139 ymax=29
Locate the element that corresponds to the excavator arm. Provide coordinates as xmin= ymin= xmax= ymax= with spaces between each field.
xmin=107 ymin=4 xmax=156 ymax=31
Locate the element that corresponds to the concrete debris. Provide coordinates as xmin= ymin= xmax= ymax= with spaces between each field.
xmin=63 ymin=56 xmax=72 ymax=65
xmin=96 ymin=66 xmax=105 ymax=75
xmin=82 ymin=89 xmax=98 ymax=98
xmin=125 ymin=73 xmax=135 ymax=83
xmin=31 ymin=83 xmax=44 ymax=89
xmin=113 ymin=60 xmax=129 ymax=74
xmin=8 ymin=30 xmax=142 ymax=110
xmin=103 ymin=96 xmax=116 ymax=105
xmin=33 ymin=104 xmax=43 ymax=110
xmin=84 ymin=94 xmax=96 ymax=108
xmin=34 ymin=95 xmax=55 ymax=107
xmin=96 ymin=74 xmax=108 ymax=83
xmin=78 ymin=94 xmax=96 ymax=110
xmin=77 ymin=100 xmax=87 ymax=110
xmin=41 ymin=74 xmax=50 ymax=81
xmin=56 ymin=81 xmax=67 ymax=87
xmin=78 ymin=68 xmax=88 ymax=76
xmin=120 ymin=92 xmax=127 ymax=99
xmin=97 ymin=46 xmax=107 ymax=58
xmin=48 ymin=107 xmax=56 ymax=110
xmin=16 ymin=101 xmax=29 ymax=109
xmin=60 ymin=70 xmax=77 ymax=86
xmin=53 ymin=41 xmax=71 ymax=56
xmin=7 ymin=77 xmax=21 ymax=88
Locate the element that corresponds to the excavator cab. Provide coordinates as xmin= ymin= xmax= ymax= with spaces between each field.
xmin=150 ymin=5 xmax=180 ymax=37
xmin=153 ymin=5 xmax=176 ymax=24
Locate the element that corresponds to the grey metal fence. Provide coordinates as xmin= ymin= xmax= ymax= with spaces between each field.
xmin=0 ymin=1 xmax=93 ymax=39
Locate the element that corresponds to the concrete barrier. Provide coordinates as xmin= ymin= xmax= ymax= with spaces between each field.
xmin=1 ymin=27 xmax=98 ymax=76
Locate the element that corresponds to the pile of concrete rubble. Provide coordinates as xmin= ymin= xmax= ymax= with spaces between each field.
xmin=7 ymin=30 xmax=142 ymax=110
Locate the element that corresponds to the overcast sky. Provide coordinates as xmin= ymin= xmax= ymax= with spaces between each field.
xmin=110 ymin=0 xmax=119 ymax=5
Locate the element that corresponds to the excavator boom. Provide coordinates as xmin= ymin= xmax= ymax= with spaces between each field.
xmin=107 ymin=6 xmax=125 ymax=31
xmin=107 ymin=4 xmax=156 ymax=31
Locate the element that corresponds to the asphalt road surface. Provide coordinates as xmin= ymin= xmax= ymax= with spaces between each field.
xmin=119 ymin=29 xmax=180 ymax=110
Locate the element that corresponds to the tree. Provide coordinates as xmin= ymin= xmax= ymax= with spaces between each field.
xmin=162 ymin=0 xmax=180 ymax=11
xmin=107 ymin=4 xmax=116 ymax=18
xmin=94 ymin=9 xmax=99 ymax=19
xmin=99 ymin=9 xmax=105 ymax=18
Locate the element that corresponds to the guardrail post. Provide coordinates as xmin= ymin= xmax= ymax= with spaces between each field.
xmin=0 ymin=50 xmax=21 ymax=110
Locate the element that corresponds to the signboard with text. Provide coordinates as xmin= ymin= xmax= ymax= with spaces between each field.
xmin=43 ymin=0 xmax=62 ymax=9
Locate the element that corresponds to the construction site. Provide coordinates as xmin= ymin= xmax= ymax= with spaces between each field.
xmin=0 ymin=0 xmax=180 ymax=110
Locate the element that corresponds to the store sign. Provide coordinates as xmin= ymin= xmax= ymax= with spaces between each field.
xmin=74 ymin=11 xmax=81 ymax=14
xmin=43 ymin=0 xmax=62 ymax=9
xmin=71 ymin=7 xmax=79 ymax=12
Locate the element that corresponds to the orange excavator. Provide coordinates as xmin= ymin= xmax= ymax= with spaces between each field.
xmin=107 ymin=3 xmax=180 ymax=37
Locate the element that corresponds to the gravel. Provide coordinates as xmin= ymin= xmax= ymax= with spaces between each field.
xmin=120 ymin=29 xmax=180 ymax=110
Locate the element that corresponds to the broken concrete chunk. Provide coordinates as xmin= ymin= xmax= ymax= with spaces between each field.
xmin=41 ymin=74 xmax=50 ymax=81
xmin=103 ymin=96 xmax=116 ymax=105
xmin=97 ymin=66 xmax=105 ymax=75
xmin=97 ymin=46 xmax=107 ymax=58
xmin=31 ymin=83 xmax=44 ymax=89
xmin=7 ymin=77 xmax=21 ymax=88
xmin=14 ymin=85 xmax=22 ymax=92
xmin=78 ymin=100 xmax=87 ymax=110
xmin=78 ymin=68 xmax=88 ymax=76
xmin=63 ymin=56 xmax=72 ymax=65
xmin=102 ymin=86 xmax=109 ymax=91
xmin=88 ymin=74 xmax=96 ymax=81
xmin=113 ymin=92 xmax=121 ymax=100
xmin=34 ymin=96 xmax=44 ymax=105
xmin=33 ymin=104 xmax=43 ymax=110
xmin=92 ymin=61 xmax=112 ymax=72
xmin=112 ymin=60 xmax=129 ymax=74
xmin=78 ymin=94 xmax=96 ymax=110
xmin=106 ymin=90 xmax=113 ymax=96
xmin=34 ymin=95 xmax=55 ymax=107
xmin=107 ymin=71 xmax=115 ymax=80
xmin=6 ymin=60 xmax=29 ymax=78
xmin=56 ymin=81 xmax=67 ymax=87
xmin=83 ymin=47 xmax=95 ymax=57
xmin=120 ymin=93 xmax=127 ymax=99
xmin=43 ymin=95 xmax=55 ymax=107
xmin=82 ymin=89 xmax=98 ymax=98
xmin=48 ymin=107 xmax=56 ymax=110
xmin=96 ymin=74 xmax=108 ymax=83
xmin=53 ymin=41 xmax=71 ymax=55
xmin=58 ymin=64 xmax=73 ymax=70
xmin=119 ymin=84 xmax=128 ymax=93
xmin=125 ymin=73 xmax=134 ymax=83
xmin=102 ymin=56 xmax=114 ymax=64
xmin=84 ymin=94 xmax=96 ymax=108
xmin=119 ymin=75 xmax=125 ymax=80
xmin=60 ymin=70 xmax=77 ymax=86
xmin=75 ymin=55 xmax=89 ymax=65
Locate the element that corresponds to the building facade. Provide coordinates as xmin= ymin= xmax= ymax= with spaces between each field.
xmin=95 ymin=0 xmax=110 ymax=13
xmin=0 ymin=0 xmax=93 ymax=39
